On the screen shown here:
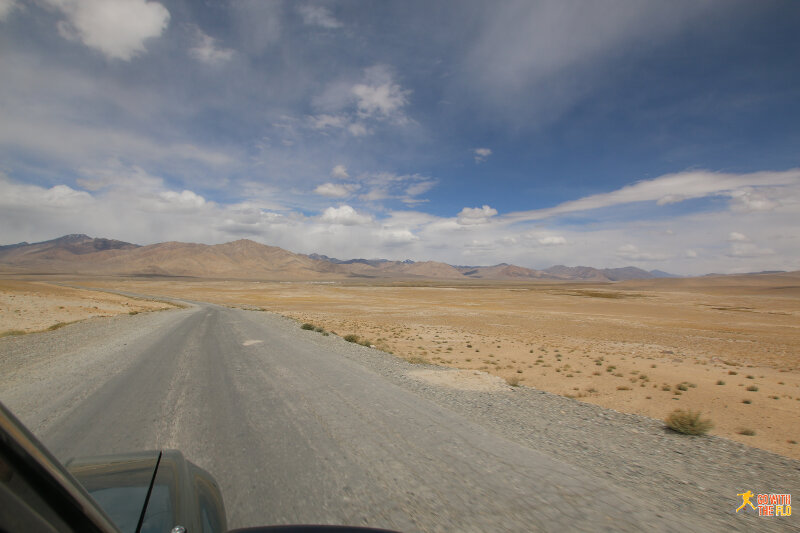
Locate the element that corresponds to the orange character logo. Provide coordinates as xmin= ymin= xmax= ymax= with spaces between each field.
xmin=737 ymin=491 xmax=757 ymax=513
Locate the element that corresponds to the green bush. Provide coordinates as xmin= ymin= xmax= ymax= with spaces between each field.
xmin=665 ymin=409 xmax=713 ymax=435
xmin=343 ymin=334 xmax=359 ymax=343
xmin=300 ymin=323 xmax=315 ymax=330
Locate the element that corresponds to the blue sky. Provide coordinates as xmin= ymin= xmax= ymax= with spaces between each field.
xmin=1 ymin=0 xmax=799 ymax=275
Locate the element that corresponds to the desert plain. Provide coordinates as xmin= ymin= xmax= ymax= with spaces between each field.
xmin=2 ymin=273 xmax=799 ymax=459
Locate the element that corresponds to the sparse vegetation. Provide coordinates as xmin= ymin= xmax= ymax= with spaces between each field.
xmin=716 ymin=380 xmax=725 ymax=385
xmin=746 ymin=385 xmax=759 ymax=392
xmin=0 ymin=329 xmax=27 ymax=338
xmin=665 ymin=409 xmax=713 ymax=435
xmin=301 ymin=323 xmax=315 ymax=330
xmin=343 ymin=334 xmax=360 ymax=343
xmin=506 ymin=376 xmax=520 ymax=387
xmin=738 ymin=428 xmax=756 ymax=436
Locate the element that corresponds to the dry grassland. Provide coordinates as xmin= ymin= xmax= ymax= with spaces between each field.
xmin=0 ymin=280 xmax=175 ymax=335
xmin=11 ymin=275 xmax=800 ymax=459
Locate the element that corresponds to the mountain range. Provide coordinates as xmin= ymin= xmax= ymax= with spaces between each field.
xmin=0 ymin=234 xmax=681 ymax=281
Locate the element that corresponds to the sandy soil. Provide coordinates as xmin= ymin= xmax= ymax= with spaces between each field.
xmin=0 ymin=280 xmax=175 ymax=336
xmin=10 ymin=275 xmax=800 ymax=460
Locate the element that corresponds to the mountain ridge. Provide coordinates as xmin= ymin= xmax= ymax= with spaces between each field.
xmin=0 ymin=234 xmax=687 ymax=281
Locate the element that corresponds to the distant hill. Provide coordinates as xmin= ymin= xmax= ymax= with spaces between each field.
xmin=543 ymin=265 xmax=678 ymax=282
xmin=0 ymin=234 xmax=685 ymax=281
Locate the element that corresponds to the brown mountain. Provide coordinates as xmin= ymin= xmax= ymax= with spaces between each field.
xmin=0 ymin=235 xmax=679 ymax=281
xmin=456 ymin=264 xmax=554 ymax=280
xmin=0 ymin=235 xmax=343 ymax=279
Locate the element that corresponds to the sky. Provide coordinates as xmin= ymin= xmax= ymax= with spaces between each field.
xmin=1 ymin=0 xmax=799 ymax=275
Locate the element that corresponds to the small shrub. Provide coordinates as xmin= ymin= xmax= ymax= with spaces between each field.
xmin=314 ymin=327 xmax=324 ymax=333
xmin=665 ymin=409 xmax=713 ymax=435
xmin=343 ymin=334 xmax=359 ymax=343
xmin=716 ymin=380 xmax=725 ymax=385
xmin=746 ymin=385 xmax=759 ymax=392
xmin=738 ymin=428 xmax=756 ymax=436
xmin=746 ymin=375 xmax=755 ymax=379
xmin=742 ymin=399 xmax=752 ymax=404
xmin=676 ymin=383 xmax=688 ymax=391
xmin=506 ymin=376 xmax=520 ymax=387
xmin=616 ymin=385 xmax=631 ymax=391
xmin=407 ymin=355 xmax=429 ymax=365
xmin=300 ymin=323 xmax=315 ymax=330
xmin=728 ymin=370 xmax=738 ymax=375
xmin=47 ymin=322 xmax=69 ymax=331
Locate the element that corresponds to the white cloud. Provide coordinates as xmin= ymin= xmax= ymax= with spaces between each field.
xmin=457 ymin=205 xmax=498 ymax=225
xmin=347 ymin=123 xmax=368 ymax=136
xmin=459 ymin=2 xmax=715 ymax=127
xmin=352 ymin=66 xmax=410 ymax=121
xmin=728 ymin=232 xmax=748 ymax=242
xmin=297 ymin=5 xmax=342 ymax=29
xmin=474 ymin=147 xmax=492 ymax=163
xmin=320 ymin=205 xmax=372 ymax=226
xmin=538 ymin=235 xmax=566 ymax=246
xmin=154 ymin=190 xmax=207 ymax=211
xmin=728 ymin=188 xmax=779 ymax=212
xmin=728 ymin=242 xmax=775 ymax=258
xmin=616 ymin=244 xmax=667 ymax=262
xmin=0 ymin=0 xmax=17 ymax=21
xmin=377 ymin=228 xmax=418 ymax=245
xmin=190 ymin=27 xmax=234 ymax=65
xmin=506 ymin=169 xmax=800 ymax=222
xmin=45 ymin=0 xmax=170 ymax=60
xmin=313 ymin=183 xmax=358 ymax=198
xmin=331 ymin=165 xmax=349 ymax=179
xmin=308 ymin=114 xmax=348 ymax=130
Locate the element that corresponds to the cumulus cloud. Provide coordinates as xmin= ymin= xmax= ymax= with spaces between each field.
xmin=377 ymin=228 xmax=418 ymax=245
xmin=728 ymin=232 xmax=748 ymax=242
xmin=45 ymin=0 xmax=170 ymax=60
xmin=153 ymin=189 xmax=207 ymax=211
xmin=297 ymin=5 xmax=342 ymax=29
xmin=474 ymin=147 xmax=492 ymax=163
xmin=313 ymin=182 xmax=358 ymax=198
xmin=331 ymin=165 xmax=349 ymax=179
xmin=190 ymin=27 xmax=234 ymax=65
xmin=320 ymin=205 xmax=372 ymax=225
xmin=305 ymin=66 xmax=411 ymax=137
xmin=457 ymin=205 xmax=498 ymax=225
xmin=352 ymin=66 xmax=410 ymax=122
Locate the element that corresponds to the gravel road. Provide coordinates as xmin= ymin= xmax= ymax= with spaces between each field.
xmin=1 ymin=302 xmax=797 ymax=532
